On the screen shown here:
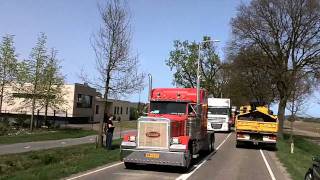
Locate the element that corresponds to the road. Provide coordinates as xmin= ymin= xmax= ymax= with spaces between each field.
xmin=0 ymin=130 xmax=136 ymax=155
xmin=66 ymin=132 xmax=290 ymax=180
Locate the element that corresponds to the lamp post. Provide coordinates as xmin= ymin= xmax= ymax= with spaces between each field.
xmin=196 ymin=39 xmax=220 ymax=110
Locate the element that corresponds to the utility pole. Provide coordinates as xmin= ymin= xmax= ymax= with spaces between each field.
xmin=197 ymin=39 xmax=220 ymax=113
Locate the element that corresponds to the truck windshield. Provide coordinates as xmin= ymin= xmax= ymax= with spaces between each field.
xmin=150 ymin=101 xmax=187 ymax=115
xmin=208 ymin=108 xmax=229 ymax=115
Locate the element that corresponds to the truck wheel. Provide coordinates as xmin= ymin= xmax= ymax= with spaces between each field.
xmin=124 ymin=162 xmax=135 ymax=169
xmin=236 ymin=141 xmax=242 ymax=148
xmin=182 ymin=153 xmax=191 ymax=173
xmin=209 ymin=134 xmax=215 ymax=152
xmin=269 ymin=144 xmax=277 ymax=151
xmin=304 ymin=169 xmax=313 ymax=180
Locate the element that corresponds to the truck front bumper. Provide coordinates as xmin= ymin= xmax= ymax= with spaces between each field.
xmin=121 ymin=148 xmax=190 ymax=167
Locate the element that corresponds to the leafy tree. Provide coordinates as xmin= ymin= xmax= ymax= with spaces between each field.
xmin=38 ymin=48 xmax=65 ymax=126
xmin=0 ymin=35 xmax=18 ymax=112
xmin=166 ymin=36 xmax=222 ymax=97
xmin=227 ymin=46 xmax=276 ymax=106
xmin=86 ymin=0 xmax=145 ymax=147
xmin=17 ymin=33 xmax=48 ymax=131
xmin=230 ymin=0 xmax=320 ymax=136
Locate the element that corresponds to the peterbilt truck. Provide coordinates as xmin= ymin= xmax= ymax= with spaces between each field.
xmin=121 ymin=84 xmax=215 ymax=169
xmin=235 ymin=102 xmax=278 ymax=148
xmin=207 ymin=98 xmax=231 ymax=132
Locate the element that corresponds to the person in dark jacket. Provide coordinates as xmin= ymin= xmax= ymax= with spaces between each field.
xmin=104 ymin=114 xmax=115 ymax=149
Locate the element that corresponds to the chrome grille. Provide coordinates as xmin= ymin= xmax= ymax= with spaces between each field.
xmin=208 ymin=117 xmax=226 ymax=122
xmin=137 ymin=118 xmax=169 ymax=149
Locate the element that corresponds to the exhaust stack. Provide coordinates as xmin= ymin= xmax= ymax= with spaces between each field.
xmin=148 ymin=74 xmax=152 ymax=101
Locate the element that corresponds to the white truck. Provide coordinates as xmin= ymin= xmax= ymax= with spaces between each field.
xmin=207 ymin=98 xmax=231 ymax=132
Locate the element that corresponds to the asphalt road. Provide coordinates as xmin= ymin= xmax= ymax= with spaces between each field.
xmin=0 ymin=130 xmax=136 ymax=155
xmin=66 ymin=132 xmax=291 ymax=180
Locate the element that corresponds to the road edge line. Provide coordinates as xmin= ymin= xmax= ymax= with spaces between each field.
xmin=65 ymin=161 xmax=124 ymax=180
xmin=175 ymin=132 xmax=232 ymax=180
xmin=259 ymin=149 xmax=276 ymax=180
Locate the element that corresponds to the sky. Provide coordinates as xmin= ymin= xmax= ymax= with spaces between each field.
xmin=0 ymin=0 xmax=319 ymax=117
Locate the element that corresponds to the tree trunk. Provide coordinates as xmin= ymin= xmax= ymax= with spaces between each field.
xmin=0 ymin=84 xmax=4 ymax=113
xmin=277 ymin=96 xmax=287 ymax=138
xmin=30 ymin=97 xmax=36 ymax=131
xmin=97 ymin=78 xmax=110 ymax=148
xmin=45 ymin=102 xmax=48 ymax=126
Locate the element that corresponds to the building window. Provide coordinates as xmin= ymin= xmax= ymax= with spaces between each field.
xmin=120 ymin=107 xmax=123 ymax=114
xmin=114 ymin=106 xmax=116 ymax=115
xmin=117 ymin=107 xmax=119 ymax=114
xmin=126 ymin=107 xmax=128 ymax=114
xmin=95 ymin=105 xmax=99 ymax=114
xmin=77 ymin=94 xmax=92 ymax=108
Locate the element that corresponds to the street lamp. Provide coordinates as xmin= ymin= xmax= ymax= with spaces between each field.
xmin=196 ymin=39 xmax=220 ymax=109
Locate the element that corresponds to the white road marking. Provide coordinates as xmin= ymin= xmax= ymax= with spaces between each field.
xmin=23 ymin=146 xmax=31 ymax=149
xmin=65 ymin=162 xmax=124 ymax=180
xmin=61 ymin=142 xmax=66 ymax=144
xmin=176 ymin=133 xmax=232 ymax=180
xmin=260 ymin=149 xmax=276 ymax=180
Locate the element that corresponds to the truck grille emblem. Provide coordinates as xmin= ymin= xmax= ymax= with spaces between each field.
xmin=146 ymin=131 xmax=160 ymax=138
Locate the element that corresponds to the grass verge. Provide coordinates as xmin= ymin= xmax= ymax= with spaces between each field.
xmin=0 ymin=129 xmax=97 ymax=145
xmin=0 ymin=139 xmax=121 ymax=180
xmin=277 ymin=134 xmax=320 ymax=180
xmin=114 ymin=120 xmax=137 ymax=131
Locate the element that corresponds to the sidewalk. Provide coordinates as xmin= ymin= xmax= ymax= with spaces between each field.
xmin=0 ymin=129 xmax=136 ymax=155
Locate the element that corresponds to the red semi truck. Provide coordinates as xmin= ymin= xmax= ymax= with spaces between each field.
xmin=121 ymin=81 xmax=215 ymax=169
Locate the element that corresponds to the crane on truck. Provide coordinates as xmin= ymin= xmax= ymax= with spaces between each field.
xmin=121 ymin=75 xmax=215 ymax=170
xmin=235 ymin=102 xmax=278 ymax=149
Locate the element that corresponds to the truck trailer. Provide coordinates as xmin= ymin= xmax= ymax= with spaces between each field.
xmin=207 ymin=98 xmax=231 ymax=132
xmin=120 ymin=77 xmax=215 ymax=170
xmin=235 ymin=102 xmax=278 ymax=149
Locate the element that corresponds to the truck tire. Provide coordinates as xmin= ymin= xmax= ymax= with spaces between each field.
xmin=236 ymin=141 xmax=242 ymax=148
xmin=210 ymin=135 xmax=215 ymax=152
xmin=124 ymin=162 xmax=135 ymax=169
xmin=182 ymin=153 xmax=192 ymax=172
xmin=304 ymin=169 xmax=313 ymax=180
xmin=269 ymin=143 xmax=277 ymax=151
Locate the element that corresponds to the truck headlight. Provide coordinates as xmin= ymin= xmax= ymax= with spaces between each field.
xmin=171 ymin=137 xmax=181 ymax=144
xmin=129 ymin=136 xmax=136 ymax=142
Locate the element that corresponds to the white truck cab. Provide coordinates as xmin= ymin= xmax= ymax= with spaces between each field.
xmin=207 ymin=98 xmax=231 ymax=132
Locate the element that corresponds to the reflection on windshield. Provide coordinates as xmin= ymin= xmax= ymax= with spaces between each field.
xmin=150 ymin=101 xmax=187 ymax=115
xmin=208 ymin=108 xmax=229 ymax=115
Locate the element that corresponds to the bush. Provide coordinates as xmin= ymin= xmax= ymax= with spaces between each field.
xmin=0 ymin=123 xmax=9 ymax=136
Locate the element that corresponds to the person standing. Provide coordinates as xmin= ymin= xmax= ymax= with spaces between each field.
xmin=104 ymin=114 xmax=115 ymax=149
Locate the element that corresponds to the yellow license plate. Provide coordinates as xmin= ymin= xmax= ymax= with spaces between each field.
xmin=145 ymin=153 xmax=160 ymax=159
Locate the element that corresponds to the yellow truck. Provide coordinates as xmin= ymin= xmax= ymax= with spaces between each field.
xmin=235 ymin=102 xmax=278 ymax=148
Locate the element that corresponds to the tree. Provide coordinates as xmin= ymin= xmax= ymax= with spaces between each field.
xmin=227 ymin=46 xmax=276 ymax=106
xmin=0 ymin=35 xmax=18 ymax=113
xmin=230 ymin=0 xmax=320 ymax=136
xmin=18 ymin=33 xmax=48 ymax=131
xmin=286 ymin=72 xmax=312 ymax=153
xmin=88 ymin=0 xmax=145 ymax=147
xmin=38 ymin=48 xmax=65 ymax=126
xmin=166 ymin=36 xmax=222 ymax=97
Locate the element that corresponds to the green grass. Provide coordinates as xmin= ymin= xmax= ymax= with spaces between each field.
xmin=0 ymin=140 xmax=121 ymax=180
xmin=277 ymin=134 xmax=320 ymax=180
xmin=0 ymin=129 xmax=97 ymax=145
xmin=114 ymin=120 xmax=137 ymax=131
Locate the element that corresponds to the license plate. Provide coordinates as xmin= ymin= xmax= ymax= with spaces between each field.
xmin=145 ymin=153 xmax=160 ymax=159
